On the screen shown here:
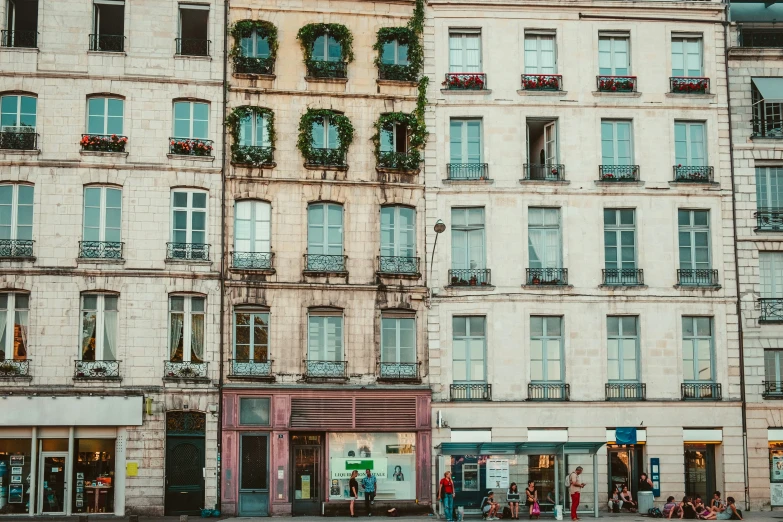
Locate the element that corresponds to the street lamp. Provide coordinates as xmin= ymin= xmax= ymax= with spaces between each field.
xmin=429 ymin=219 xmax=446 ymax=285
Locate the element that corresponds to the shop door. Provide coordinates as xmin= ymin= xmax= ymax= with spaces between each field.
xmin=239 ymin=434 xmax=269 ymax=516
xmin=684 ymin=444 xmax=716 ymax=501
xmin=607 ymin=446 xmax=643 ymax=495
xmin=165 ymin=412 xmax=207 ymax=516
xmin=291 ymin=435 xmax=322 ymax=516
xmin=38 ymin=452 xmax=67 ymax=515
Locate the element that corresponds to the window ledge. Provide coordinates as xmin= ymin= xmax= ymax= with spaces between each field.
xmin=163 ymin=376 xmax=212 ymax=383
xmin=0 ymin=256 xmax=35 ymax=262
xmin=80 ymin=150 xmax=129 ymax=158
xmin=77 ymin=257 xmax=126 ymax=265
xmin=303 ymin=163 xmax=348 ymax=172
xmin=377 ymin=377 xmax=423 ymax=385
xmin=376 ymin=167 xmax=420 ymax=176
xmin=73 ymin=376 xmax=122 ymax=382
xmin=446 ymin=284 xmax=495 ymax=291
xmin=516 ymin=89 xmax=568 ymax=97
xmin=304 ymin=375 xmax=349 ymax=383
xmin=167 ymin=153 xmax=215 ymax=162
xmin=0 ymin=375 xmax=32 ymax=381
xmin=668 ymin=180 xmax=720 ymax=187
xmin=87 ymin=50 xmax=126 ymax=57
xmin=665 ymin=92 xmax=715 ymax=100
xmin=674 ymin=284 xmax=721 ymax=290
xmin=0 ymin=149 xmax=39 ymax=156
xmin=165 ymin=259 xmax=212 ymax=266
xmin=229 ymin=267 xmax=276 ymax=276
xmin=377 ymin=271 xmax=421 ymax=280
xmin=227 ymin=374 xmax=276 ymax=382
xmin=376 ymin=79 xmax=418 ymax=88
xmin=759 ymin=320 xmax=783 ymax=325
xmin=440 ymin=89 xmax=492 ymax=95
xmin=754 ymin=228 xmax=783 ymax=233
xmin=0 ymin=46 xmax=38 ymax=53
xmin=595 ymin=180 xmax=645 ymax=187
xmin=303 ymin=270 xmax=348 ymax=277
xmin=443 ymin=179 xmax=493 ymax=185
xmin=518 ymin=179 xmax=570 ymax=185
xmin=598 ymin=284 xmax=648 ymax=290
xmin=231 ymin=161 xmax=276 ymax=169
xmin=174 ymin=54 xmax=211 ymax=61
xmin=521 ymin=284 xmax=574 ymax=290
xmin=750 ymin=137 xmax=783 ymax=142
xmin=305 ymin=76 xmax=348 ymax=84
xmin=591 ymin=91 xmax=642 ymax=98
xmin=234 ymin=73 xmax=276 ymax=81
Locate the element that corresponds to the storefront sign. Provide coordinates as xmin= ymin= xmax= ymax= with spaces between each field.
xmin=772 ymin=483 xmax=783 ymax=506
xmin=8 ymin=484 xmax=23 ymax=503
xmin=9 ymin=456 xmax=23 ymax=466
xmin=330 ymin=458 xmax=388 ymax=479
xmin=301 ymin=476 xmax=311 ymax=499
xmin=487 ymin=459 xmax=510 ymax=489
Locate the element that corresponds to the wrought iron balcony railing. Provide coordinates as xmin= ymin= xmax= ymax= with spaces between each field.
xmin=377 ymin=151 xmax=420 ymax=171
xmin=305 ymin=359 xmax=347 ymax=379
xmin=306 ymin=60 xmax=348 ymax=79
xmin=521 ymin=74 xmax=562 ymax=91
xmin=752 ymin=117 xmax=783 ymax=139
xmin=231 ymin=145 xmax=273 ymax=166
xmin=232 ymin=252 xmax=273 ymax=270
xmin=169 ymin=137 xmax=213 ymax=156
xmin=89 ymin=34 xmax=125 ymax=52
xmin=528 ymin=382 xmax=570 ymax=401
xmin=677 ymin=269 xmax=719 ymax=287
xmin=0 ymin=130 xmax=38 ymax=150
xmin=763 ymin=381 xmax=783 ymax=399
xmin=0 ymin=359 xmax=30 ymax=377
xmin=79 ymin=241 xmax=123 ymax=260
xmin=1 ymin=30 xmax=38 ymax=48
xmin=379 ymin=362 xmax=420 ymax=381
xmin=167 ymin=242 xmax=210 ymax=261
xmin=602 ymin=268 xmax=644 ymax=286
xmin=670 ymin=77 xmax=710 ymax=94
xmin=681 ymin=382 xmax=721 ymax=400
xmin=304 ymin=254 xmax=347 ymax=273
xmin=74 ymin=360 xmax=121 ymax=379
xmin=304 ymin=147 xmax=346 ymax=167
xmin=526 ymin=268 xmax=568 ymax=286
xmin=379 ymin=256 xmax=419 ymax=275
xmin=738 ymin=26 xmax=783 ymax=48
xmin=80 ymin=134 xmax=128 ymax=152
xmin=759 ymin=298 xmax=783 ymax=322
xmin=230 ymin=359 xmax=273 ymax=379
xmin=447 ymin=163 xmax=489 ymax=180
xmin=597 ymin=75 xmax=637 ymax=92
xmin=444 ymin=73 xmax=487 ymax=90
xmin=606 ymin=382 xmax=646 ymax=401
xmin=673 ymin=165 xmax=714 ymax=183
xmin=448 ymin=268 xmax=491 ymax=286
xmin=524 ymin=164 xmax=564 ymax=181
xmin=450 ymin=383 xmax=491 ymax=401
xmin=599 ymin=165 xmax=640 ymax=181
xmin=233 ymin=55 xmax=275 ymax=75
xmin=176 ymin=37 xmax=210 ymax=57
xmin=756 ymin=209 xmax=783 ymax=231
xmin=0 ymin=239 xmax=34 ymax=258
xmin=165 ymin=360 xmax=208 ymax=379
xmin=378 ymin=63 xmax=416 ymax=82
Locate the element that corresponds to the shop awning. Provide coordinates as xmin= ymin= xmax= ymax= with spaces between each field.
xmin=752 ymin=77 xmax=783 ymax=104
xmin=437 ymin=441 xmax=605 ymax=456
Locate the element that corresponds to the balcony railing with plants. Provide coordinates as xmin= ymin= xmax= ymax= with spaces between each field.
xmin=759 ymin=298 xmax=783 ymax=323
xmin=74 ymin=360 xmax=121 ymax=379
xmin=89 ymin=34 xmax=125 ymax=52
xmin=597 ymin=75 xmax=636 ymax=92
xmin=670 ymin=77 xmax=710 ymax=94
xmin=753 ymin=117 xmax=783 ymax=139
xmin=677 ymin=269 xmax=719 ymax=287
xmin=523 ymin=164 xmax=564 ymax=181
xmin=526 ymin=268 xmax=568 ymax=286
xmin=165 ymin=360 xmax=209 ymax=379
xmin=0 ymin=239 xmax=34 ymax=258
xmin=231 ymin=145 xmax=273 ymax=166
xmin=602 ymin=268 xmax=644 ymax=286
xmin=306 ymin=60 xmax=348 ymax=79
xmin=443 ymin=73 xmax=487 ymax=90
xmin=528 ymin=382 xmax=570 ymax=401
xmin=176 ymin=37 xmax=210 ymax=57
xmin=756 ymin=209 xmax=783 ymax=231
xmin=169 ymin=138 xmax=213 ymax=157
xmin=763 ymin=380 xmax=783 ymax=399
xmin=79 ymin=241 xmax=123 ymax=260
xmin=1 ymin=30 xmax=38 ymax=48
xmin=448 ymin=268 xmax=491 ymax=287
xmin=304 ymin=147 xmax=346 ymax=168
xmin=681 ymin=382 xmax=721 ymax=400
xmin=599 ymin=165 xmax=640 ymax=182
xmin=0 ymin=129 xmax=38 ymax=150
xmin=447 ymin=163 xmax=489 ymax=180
xmin=606 ymin=382 xmax=646 ymax=401
xmin=166 ymin=242 xmax=210 ymax=261
xmin=80 ymin=134 xmax=128 ymax=153
xmin=378 ymin=63 xmax=416 ymax=81
xmin=673 ymin=165 xmax=714 ymax=183
xmin=234 ymin=56 xmax=275 ymax=75
xmin=379 ymin=256 xmax=419 ymax=275
xmin=232 ymin=252 xmax=273 ymax=270
xmin=379 ymin=362 xmax=420 ymax=382
xmin=304 ymin=254 xmax=347 ymax=273
xmin=229 ymin=359 xmax=273 ymax=379
xmin=521 ymin=74 xmax=562 ymax=91
xmin=305 ymin=359 xmax=347 ymax=380
xmin=738 ymin=26 xmax=783 ymax=48
xmin=450 ymin=383 xmax=491 ymax=401
xmin=0 ymin=359 xmax=30 ymax=378
xmin=378 ymin=151 xmax=420 ymax=171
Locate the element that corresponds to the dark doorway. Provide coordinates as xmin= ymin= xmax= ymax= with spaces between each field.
xmin=291 ymin=434 xmax=323 ymax=516
xmin=165 ymin=411 xmax=206 ymax=516
xmin=607 ymin=445 xmax=644 ymax=498
xmin=5 ymin=0 xmax=38 ymax=48
xmin=684 ymin=444 xmax=716 ymax=501
xmin=239 ymin=434 xmax=269 ymax=516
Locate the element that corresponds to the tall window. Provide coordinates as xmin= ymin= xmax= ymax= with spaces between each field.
xmin=0 ymin=293 xmax=28 ymax=361
xmin=451 ymin=208 xmax=485 ymax=271
xmin=169 ymin=295 xmax=205 ymax=363
xmin=601 ymin=120 xmax=633 ymax=166
xmin=311 ymin=115 xmax=339 ymax=150
xmin=452 ymin=316 xmax=485 ymax=382
xmin=765 ymin=350 xmax=783 ymax=390
xmin=0 ymin=95 xmax=36 ymax=130
xmin=381 ymin=316 xmax=415 ymax=364
xmin=598 ymin=35 xmax=630 ymax=75
xmin=239 ymin=111 xmax=271 ymax=148
xmin=381 ymin=206 xmax=415 ymax=262
xmin=308 ymin=313 xmax=343 ymax=361
xmin=756 ymin=167 xmax=783 ymax=210
xmin=380 ymin=121 xmax=410 ymax=155
xmin=83 ymin=186 xmax=122 ymax=245
xmin=678 ymin=209 xmax=711 ymax=272
xmin=241 ymin=29 xmax=271 ymax=58
xmin=0 ymin=184 xmax=33 ymax=241
xmin=87 ymin=97 xmax=124 ymax=136
xmin=80 ymin=294 xmax=118 ymax=362
xmin=752 ymin=78 xmax=783 ymax=138
xmin=524 ymin=34 xmax=556 ymax=74
xmin=307 ymin=203 xmax=343 ymax=267
xmin=530 ymin=316 xmax=563 ymax=382
xmin=760 ymin=252 xmax=783 ymax=298
xmin=672 ymin=37 xmax=702 ymax=77
xmin=381 ymin=39 xmax=409 ymax=66
xmin=312 ymin=33 xmax=342 ymax=62
xmin=178 ymin=5 xmax=209 ymax=56
xmin=172 ymin=190 xmax=207 ymax=246
xmin=449 ymin=31 xmax=481 ymax=72
xmin=91 ymin=0 xmax=125 ymax=51
xmin=528 ymin=208 xmax=561 ymax=269
xmin=607 ymin=316 xmax=638 ymax=381
xmin=234 ymin=200 xmax=270 ymax=255
xmin=603 ymin=209 xmax=636 ymax=271
xmin=675 ymin=122 xmax=706 ymax=167
xmin=173 ymin=101 xmax=208 ymax=139
xmin=234 ymin=310 xmax=269 ymax=362
xmin=682 ymin=316 xmax=713 ymax=381
xmin=449 ymin=119 xmax=482 ymax=164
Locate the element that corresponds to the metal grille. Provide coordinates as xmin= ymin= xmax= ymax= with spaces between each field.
xmin=605 ymin=382 xmax=646 ymax=401
xmin=231 ymin=145 xmax=274 ymax=166
xmin=677 ymin=269 xmax=719 ymax=287
xmin=379 ymin=362 xmax=420 ymax=381
xmin=450 ymin=383 xmax=492 ymax=401
xmin=521 ymin=74 xmax=562 ymax=91
xmin=0 ymin=239 xmax=34 ymax=258
xmin=602 ymin=269 xmax=643 ymax=286
xmin=763 ymin=381 xmax=783 ymax=399
xmin=304 ymin=147 xmax=346 ymax=167
xmin=447 ymin=163 xmax=488 ymax=180
xmin=1 ymin=30 xmax=38 ymax=48
xmin=669 ymin=77 xmax=709 ymax=94
xmin=89 ymin=34 xmax=125 ymax=52
xmin=0 ymin=359 xmax=30 ymax=377
xmin=378 ymin=151 xmax=420 ymax=170
xmin=167 ymin=412 xmax=207 ymax=434
xmin=599 ymin=165 xmax=640 ymax=181
xmin=234 ymin=56 xmax=275 ymax=75
xmin=355 ymin=397 xmax=417 ymax=429
xmin=176 ymin=37 xmax=210 ymax=56
xmin=79 ymin=241 xmax=123 ymax=259
xmin=164 ymin=360 xmax=208 ymax=379
xmin=304 ymin=359 xmax=347 ymax=379
xmin=448 ymin=268 xmax=491 ymax=286
xmin=379 ymin=256 xmax=419 ymax=275
xmin=673 ymin=166 xmax=714 ymax=182
xmin=596 ymin=75 xmax=636 ymax=92
xmin=167 ymin=243 xmax=210 ymax=261
xmin=304 ymin=254 xmax=346 ymax=272
xmin=230 ymin=359 xmax=273 ymax=378
xmin=0 ymin=131 xmax=38 ymax=150
xmin=444 ymin=73 xmax=487 ymax=90
xmin=524 ymin=164 xmax=564 ymax=181
xmin=232 ymin=252 xmax=273 ymax=270
xmin=291 ymin=397 xmax=353 ymax=429
xmin=756 ymin=209 xmax=783 ymax=231
xmin=306 ymin=60 xmax=348 ymax=78
xmin=526 ymin=268 xmax=568 ymax=286
xmin=528 ymin=383 xmax=570 ymax=401
xmin=168 ymin=442 xmax=202 ymax=486
xmin=760 ymin=298 xmax=783 ymax=322
xmin=241 ymin=435 xmax=269 ymax=490
xmin=74 ymin=360 xmax=121 ymax=379
xmin=681 ymin=382 xmax=721 ymax=400
xmin=378 ymin=63 xmax=416 ymax=82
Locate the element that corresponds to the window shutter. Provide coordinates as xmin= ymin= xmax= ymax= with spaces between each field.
xmin=451 ymin=229 xmax=467 ymax=269
xmin=326 ymin=204 xmax=343 ymax=255
xmin=601 ymin=122 xmax=614 ymax=164
xmin=307 ymin=204 xmax=325 ymax=255
xmin=689 ymin=124 xmax=705 ymax=166
xmin=449 ymin=35 xmax=463 ymax=72
xmin=465 ymin=35 xmax=480 ymax=71
xmin=450 ymin=120 xmax=463 ymax=163
xmin=672 ymin=39 xmax=684 ymax=77
xmin=380 ymin=207 xmax=395 ymax=257
xmin=466 ymin=121 xmax=481 ymax=163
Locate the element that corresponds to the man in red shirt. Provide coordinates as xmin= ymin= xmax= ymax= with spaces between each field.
xmin=438 ymin=471 xmax=455 ymax=521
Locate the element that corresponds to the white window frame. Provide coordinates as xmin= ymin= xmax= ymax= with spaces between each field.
xmin=381 ymin=316 xmax=416 ymax=364
xmin=239 ymin=112 xmax=271 ymax=148
xmin=448 ymin=31 xmax=482 ymax=72
xmin=380 ymin=206 xmax=416 ymax=259
xmin=86 ymin=97 xmax=124 ymax=136
xmin=452 ymin=316 xmax=486 ymax=383
xmin=172 ymin=100 xmax=209 ymax=139
xmin=307 ymin=202 xmax=343 ymax=256
xmin=607 ymin=316 xmax=639 ymax=382
xmin=0 ymin=94 xmax=36 ymax=131
xmin=530 ymin=316 xmax=564 ymax=382
xmin=0 ymin=183 xmax=33 ymax=241
xmin=601 ymin=120 xmax=634 ymax=166
xmin=449 ymin=119 xmax=482 ymax=164
xmin=168 ymin=295 xmax=206 ymax=363
xmin=528 ymin=207 xmax=562 ymax=269
xmin=311 ymin=115 xmax=339 ymax=150
xmin=240 ymin=29 xmax=271 ymax=58
xmin=234 ymin=200 xmax=271 ymax=254
xmin=671 ymin=36 xmax=703 ymax=77
xmin=682 ymin=316 xmax=714 ymax=382
xmin=79 ymin=294 xmax=119 ymax=362
xmin=233 ymin=310 xmax=270 ymax=362
xmin=83 ymin=186 xmax=122 ymax=243
xmin=678 ymin=209 xmax=711 ymax=271
xmin=765 ymin=349 xmax=783 ymax=387
xmin=312 ymin=33 xmax=341 ymax=62
xmin=171 ymin=190 xmax=208 ymax=245
xmin=524 ymin=33 xmax=557 ymax=74
xmin=598 ymin=35 xmax=630 ymax=76
xmin=760 ymin=252 xmax=783 ymax=298
xmin=307 ymin=313 xmax=344 ymax=362
xmin=451 ymin=207 xmax=485 ymax=270
xmin=178 ymin=4 xmax=209 ymax=39
xmin=756 ymin=167 xmax=783 ymax=210
xmin=603 ymin=209 xmax=636 ymax=271
xmin=0 ymin=292 xmax=28 ymax=361
xmin=381 ymin=39 xmax=409 ymax=66
xmin=674 ymin=121 xmax=706 ymax=167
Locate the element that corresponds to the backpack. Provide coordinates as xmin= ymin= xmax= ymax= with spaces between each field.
xmin=612 ymin=503 xmax=620 ymax=514
xmin=566 ymin=473 xmax=575 ymax=489
xmin=502 ymin=507 xmax=512 ymax=519
xmin=648 ymin=508 xmax=663 ymax=518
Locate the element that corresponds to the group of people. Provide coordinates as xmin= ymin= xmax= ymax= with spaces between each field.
xmin=347 ymin=469 xmax=377 ymax=517
xmin=662 ymin=492 xmax=743 ymax=521
xmin=608 ymin=472 xmax=655 ymax=513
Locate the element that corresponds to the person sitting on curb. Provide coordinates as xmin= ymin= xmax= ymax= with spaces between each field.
xmin=481 ymin=491 xmax=500 ymax=520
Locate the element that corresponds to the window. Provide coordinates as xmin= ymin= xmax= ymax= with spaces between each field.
xmin=3 ymin=0 xmax=38 ymax=48
xmin=601 ymin=121 xmax=633 ymax=166
xmin=307 ymin=203 xmax=343 ymax=264
xmin=239 ymin=112 xmax=271 ymax=148
xmin=169 ymin=295 xmax=205 ymax=363
xmin=234 ymin=311 xmax=269 ymax=362
xmin=524 ymin=34 xmax=556 ymax=74
xmin=234 ymin=200 xmax=270 ymax=254
xmin=380 ymin=122 xmax=409 ymax=154
xmin=240 ymin=29 xmax=271 ymax=58
xmin=449 ymin=119 xmax=481 ymax=164
xmin=178 ymin=5 xmax=209 ymax=56
xmin=173 ymin=101 xmax=208 ymax=139
xmin=239 ymin=397 xmax=270 ymax=425
xmin=449 ymin=31 xmax=481 ymax=72
xmin=0 ymin=184 xmax=33 ymax=241
xmin=0 ymin=293 xmax=28 ymax=361
xmin=381 ymin=39 xmax=409 ymax=66
xmin=451 ymin=208 xmax=485 ymax=270
xmin=598 ymin=35 xmax=630 ymax=75
xmin=760 ymin=252 xmax=783 ymax=298
xmin=311 ymin=115 xmax=339 ymax=150
xmin=672 ymin=37 xmax=702 ymax=77
xmin=752 ymin=78 xmax=783 ymax=138
xmin=526 ymin=119 xmax=558 ymax=167
xmin=87 ymin=98 xmax=124 ymax=136
xmin=675 ymin=122 xmax=706 ymax=167
xmin=172 ymin=190 xmax=207 ymax=245
xmin=312 ymin=33 xmax=342 ymax=62
xmin=380 ymin=206 xmax=416 ymax=261
xmin=308 ymin=313 xmax=343 ymax=361
xmin=452 ymin=316 xmax=485 ymax=382
xmin=91 ymin=0 xmax=125 ymax=52
xmin=83 ymin=186 xmax=122 ymax=245
xmin=765 ymin=350 xmax=783 ymax=390
xmin=603 ymin=209 xmax=635 ymax=271
xmin=607 ymin=316 xmax=638 ymax=381
xmin=80 ymin=294 xmax=118 ymax=362
xmin=682 ymin=316 xmax=713 ymax=381
xmin=678 ymin=209 xmax=711 ymax=272
xmin=756 ymin=167 xmax=783 ymax=210
xmin=528 ymin=208 xmax=561 ymax=269
xmin=530 ymin=316 xmax=563 ymax=382
xmin=0 ymin=95 xmax=36 ymax=130
xmin=381 ymin=316 xmax=415 ymax=364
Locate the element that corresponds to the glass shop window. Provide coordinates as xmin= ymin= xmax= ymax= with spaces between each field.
xmin=73 ymin=439 xmax=115 ymax=513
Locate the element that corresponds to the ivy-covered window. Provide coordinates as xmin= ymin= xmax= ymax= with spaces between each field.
xmin=241 ymin=31 xmax=270 ymax=59
xmin=241 ymin=113 xmax=271 ymax=148
xmin=298 ymin=24 xmax=353 ymax=80
xmin=312 ymin=117 xmax=339 ymax=151
xmin=375 ymin=27 xmax=421 ymax=82
xmin=380 ymin=123 xmax=409 ymax=154
xmin=231 ymin=20 xmax=278 ymax=75
xmin=313 ymin=34 xmax=342 ymax=62
xmin=374 ymin=112 xmax=424 ymax=171
xmin=228 ymin=107 xmax=275 ymax=166
xmin=382 ymin=40 xmax=408 ymax=66
xmin=298 ymin=109 xmax=353 ymax=168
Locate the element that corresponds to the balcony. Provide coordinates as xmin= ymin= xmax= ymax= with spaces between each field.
xmin=166 ymin=242 xmax=210 ymax=262
xmin=450 ymin=383 xmax=491 ymax=401
xmin=232 ymin=252 xmax=273 ymax=270
xmin=74 ymin=360 xmax=121 ymax=380
xmin=0 ymin=359 xmax=30 ymax=378
xmin=602 ymin=269 xmax=644 ymax=286
xmin=304 ymin=359 xmax=347 ymax=381
xmin=304 ymin=147 xmax=346 ymax=168
xmin=755 ymin=209 xmax=783 ymax=231
xmin=89 ymin=34 xmax=125 ymax=52
xmin=753 ymin=117 xmax=783 ymax=139
xmin=670 ymin=77 xmax=710 ymax=94
xmin=379 ymin=256 xmax=420 ymax=275
xmin=673 ymin=165 xmax=714 ymax=183
xmin=681 ymin=382 xmax=721 ymax=401
xmin=79 ymin=241 xmax=123 ymax=260
xmin=0 ymin=129 xmax=38 ymax=151
xmin=596 ymin=75 xmax=637 ymax=93
xmin=80 ymin=134 xmax=128 ymax=153
xmin=229 ymin=359 xmax=274 ymax=380
xmin=176 ymin=37 xmax=210 ymax=57
xmin=1 ymin=30 xmax=37 ymax=48
xmin=443 ymin=73 xmax=487 ymax=90
xmin=599 ymin=165 xmax=640 ymax=182
xmin=231 ymin=145 xmax=273 ymax=166
xmin=447 ymin=163 xmax=489 ymax=180
xmin=528 ymin=382 xmax=570 ymax=401
xmin=763 ymin=381 xmax=783 ymax=399
xmin=379 ymin=362 xmax=420 ymax=382
xmin=759 ymin=298 xmax=783 ymax=323
xmin=306 ymin=60 xmax=347 ymax=79
xmin=304 ymin=254 xmax=347 ymax=273
xmin=234 ymin=56 xmax=275 ymax=75
xmin=164 ymin=360 xmax=208 ymax=380
xmin=0 ymin=239 xmax=34 ymax=259
xmin=677 ymin=269 xmax=719 ymax=287
xmin=523 ymin=164 xmax=564 ymax=182
xmin=448 ymin=268 xmax=491 ymax=287
xmin=738 ymin=26 xmax=783 ymax=48
xmin=526 ymin=268 xmax=568 ymax=286
xmin=521 ymin=74 xmax=563 ymax=91
xmin=605 ymin=382 xmax=646 ymax=401
xmin=378 ymin=151 xmax=420 ymax=171
xmin=169 ymin=138 xmax=213 ymax=157
xmin=378 ymin=63 xmax=416 ymax=82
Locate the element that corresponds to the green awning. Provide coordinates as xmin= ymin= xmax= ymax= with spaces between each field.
xmin=730 ymin=3 xmax=783 ymax=21
xmin=437 ymin=441 xmax=605 ymax=456
xmin=753 ymin=77 xmax=783 ymax=104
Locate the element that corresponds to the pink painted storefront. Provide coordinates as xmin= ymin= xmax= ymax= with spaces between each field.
xmin=221 ymin=388 xmax=432 ymax=517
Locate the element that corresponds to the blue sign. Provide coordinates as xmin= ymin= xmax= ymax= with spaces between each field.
xmin=650 ymin=458 xmax=660 ymax=497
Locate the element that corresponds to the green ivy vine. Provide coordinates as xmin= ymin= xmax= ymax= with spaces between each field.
xmin=373 ymin=0 xmax=424 ymax=81
xmin=229 ymin=20 xmax=279 ymax=74
xmin=297 ymin=109 xmax=354 ymax=162
xmin=226 ymin=106 xmax=276 ymax=165
xmin=297 ymin=23 xmax=355 ymax=63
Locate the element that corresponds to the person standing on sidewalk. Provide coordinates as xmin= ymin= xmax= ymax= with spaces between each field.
xmin=567 ymin=466 xmax=585 ymax=521
xmin=438 ymin=471 xmax=455 ymax=521
xmin=362 ymin=469 xmax=377 ymax=517
xmin=349 ymin=470 xmax=359 ymax=518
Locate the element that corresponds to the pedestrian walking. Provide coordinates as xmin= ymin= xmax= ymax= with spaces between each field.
xmin=349 ymin=470 xmax=359 ymax=518
xmin=567 ymin=466 xmax=585 ymax=521
xmin=362 ymin=469 xmax=377 ymax=517
xmin=438 ymin=471 xmax=455 ymax=521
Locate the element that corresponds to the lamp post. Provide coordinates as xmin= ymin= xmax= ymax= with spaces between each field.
xmin=429 ymin=219 xmax=447 ymax=287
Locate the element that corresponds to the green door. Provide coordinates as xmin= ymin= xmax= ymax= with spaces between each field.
xmin=239 ymin=434 xmax=270 ymax=516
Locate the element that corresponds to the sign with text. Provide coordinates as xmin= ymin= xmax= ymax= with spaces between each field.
xmin=330 ymin=458 xmax=388 ymax=479
xmin=487 ymin=459 xmax=510 ymax=489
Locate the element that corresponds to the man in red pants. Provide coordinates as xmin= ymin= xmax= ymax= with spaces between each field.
xmin=567 ymin=466 xmax=586 ymax=521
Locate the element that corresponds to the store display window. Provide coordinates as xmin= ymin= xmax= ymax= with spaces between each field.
xmin=73 ymin=439 xmax=115 ymax=514
xmin=0 ymin=439 xmax=31 ymax=514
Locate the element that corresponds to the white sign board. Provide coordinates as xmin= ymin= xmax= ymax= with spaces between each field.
xmin=487 ymin=459 xmax=510 ymax=489
xmin=330 ymin=458 xmax=388 ymax=479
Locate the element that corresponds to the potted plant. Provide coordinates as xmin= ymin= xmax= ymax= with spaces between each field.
xmin=0 ymin=361 xmax=19 ymax=375
xmin=532 ymin=276 xmax=541 ymax=285
xmin=469 ymin=275 xmax=478 ymax=286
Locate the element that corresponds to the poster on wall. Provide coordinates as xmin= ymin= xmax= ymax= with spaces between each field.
xmin=330 ymin=458 xmax=389 ymax=480
xmin=301 ymin=476 xmax=311 ymax=500
xmin=772 ymin=483 xmax=783 ymax=506
xmin=487 ymin=459 xmax=510 ymax=489
xmin=9 ymin=456 xmax=23 ymax=466
xmin=8 ymin=484 xmax=23 ymax=503
xmin=773 ymin=457 xmax=783 ymax=482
